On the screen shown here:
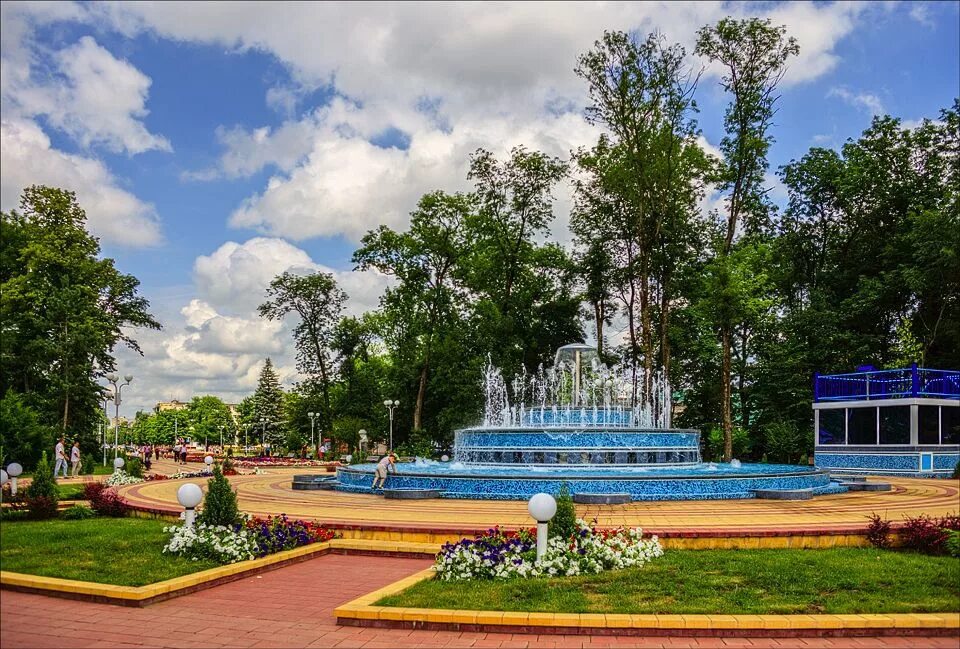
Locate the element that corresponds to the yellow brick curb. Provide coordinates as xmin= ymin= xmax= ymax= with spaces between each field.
xmin=334 ymin=570 xmax=960 ymax=632
xmin=0 ymin=538 xmax=438 ymax=605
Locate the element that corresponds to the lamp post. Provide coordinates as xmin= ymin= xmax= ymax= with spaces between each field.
xmin=243 ymin=423 xmax=251 ymax=455
xmin=6 ymin=463 xmax=22 ymax=496
xmin=260 ymin=418 xmax=272 ymax=454
xmin=105 ymin=374 xmax=132 ymax=460
xmin=218 ymin=425 xmax=224 ymax=450
xmin=113 ymin=456 xmax=125 ymax=475
xmin=204 ymin=455 xmax=214 ymax=474
xmin=383 ymin=399 xmax=399 ymax=451
xmin=177 ymin=483 xmax=203 ymax=528
xmin=528 ymin=493 xmax=557 ymax=562
xmin=101 ymin=395 xmax=110 ymax=466
xmin=307 ymin=412 xmax=317 ymax=457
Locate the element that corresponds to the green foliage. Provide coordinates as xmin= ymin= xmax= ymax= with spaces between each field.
xmin=198 ymin=465 xmax=240 ymax=527
xmin=125 ymin=457 xmax=144 ymax=478
xmin=81 ymin=453 xmax=97 ymax=475
xmin=25 ymin=451 xmax=58 ymax=519
xmin=247 ymin=359 xmax=285 ymax=445
xmin=703 ymin=427 xmax=751 ymax=462
xmin=0 ymin=186 xmax=160 ymax=456
xmin=61 ymin=504 xmax=95 ymax=520
xmin=761 ymin=420 xmax=809 ymax=465
xmin=394 ymin=429 xmax=435 ymax=458
xmin=549 ymin=484 xmax=577 ymax=540
xmin=946 ymin=530 xmax=960 ymax=559
xmin=186 ymin=396 xmax=234 ymax=447
xmin=0 ymin=390 xmax=54 ymax=471
xmin=330 ymin=416 xmax=369 ymax=454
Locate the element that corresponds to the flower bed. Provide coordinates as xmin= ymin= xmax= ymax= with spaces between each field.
xmin=163 ymin=514 xmax=337 ymax=564
xmin=435 ymin=520 xmax=663 ymax=581
xmin=232 ymin=458 xmax=340 ymax=468
xmin=105 ymin=470 xmax=143 ymax=486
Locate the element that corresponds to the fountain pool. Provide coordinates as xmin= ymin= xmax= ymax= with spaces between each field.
xmin=336 ymin=345 xmax=841 ymax=501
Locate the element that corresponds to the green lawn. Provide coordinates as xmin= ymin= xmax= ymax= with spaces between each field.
xmin=378 ymin=549 xmax=960 ymax=615
xmin=0 ymin=518 xmax=219 ymax=586
xmin=56 ymin=483 xmax=88 ymax=500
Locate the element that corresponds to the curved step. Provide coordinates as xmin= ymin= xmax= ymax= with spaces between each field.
xmin=573 ymin=493 xmax=632 ymax=505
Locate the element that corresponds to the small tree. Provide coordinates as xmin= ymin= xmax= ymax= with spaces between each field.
xmin=81 ymin=453 xmax=97 ymax=475
xmin=549 ymin=483 xmax=577 ymax=540
xmin=198 ymin=465 xmax=240 ymax=527
xmin=26 ymin=451 xmax=59 ymax=519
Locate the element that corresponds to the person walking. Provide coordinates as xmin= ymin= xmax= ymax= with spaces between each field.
xmin=371 ymin=453 xmax=397 ymax=490
xmin=70 ymin=441 xmax=82 ymax=477
xmin=53 ymin=437 xmax=69 ymax=479
xmin=173 ymin=440 xmax=181 ymax=465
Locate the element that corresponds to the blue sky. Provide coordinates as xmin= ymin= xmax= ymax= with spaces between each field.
xmin=2 ymin=1 xmax=957 ymax=415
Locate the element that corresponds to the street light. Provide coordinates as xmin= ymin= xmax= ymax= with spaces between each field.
xmin=243 ymin=422 xmax=252 ymax=455
xmin=528 ymin=493 xmax=558 ymax=562
xmin=105 ymin=373 xmax=132 ymax=460
xmin=101 ymin=394 xmax=110 ymax=466
xmin=177 ymin=483 xmax=203 ymax=528
xmin=383 ymin=399 xmax=399 ymax=451
xmin=307 ymin=412 xmax=317 ymax=457
xmin=260 ymin=418 xmax=272 ymax=454
xmin=218 ymin=425 xmax=224 ymax=450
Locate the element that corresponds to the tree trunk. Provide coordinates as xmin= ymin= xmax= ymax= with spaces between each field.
xmin=722 ymin=324 xmax=733 ymax=462
xmin=659 ymin=273 xmax=671 ymax=425
xmin=594 ymin=300 xmax=604 ymax=357
xmin=739 ymin=327 xmax=749 ymax=431
xmin=414 ymin=359 xmax=429 ymax=431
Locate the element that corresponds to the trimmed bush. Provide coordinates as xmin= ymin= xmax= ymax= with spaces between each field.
xmin=83 ymin=482 xmax=129 ymax=517
xmin=866 ymin=513 xmax=892 ymax=549
xmin=26 ymin=451 xmax=59 ymax=519
xmin=549 ymin=483 xmax=577 ymax=540
xmin=901 ymin=514 xmax=960 ymax=555
xmin=62 ymin=504 xmax=95 ymax=520
xmin=198 ymin=464 xmax=240 ymax=527
xmin=125 ymin=457 xmax=144 ymax=478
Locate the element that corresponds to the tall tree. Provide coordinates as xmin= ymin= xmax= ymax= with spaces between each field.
xmin=0 ymin=186 xmax=160 ymax=453
xmin=250 ymin=358 xmax=284 ymax=444
xmin=354 ymin=191 xmax=470 ymax=430
xmin=695 ymin=18 xmax=798 ymax=460
xmin=573 ymin=30 xmax=707 ymax=414
xmin=259 ymin=272 xmax=346 ymax=431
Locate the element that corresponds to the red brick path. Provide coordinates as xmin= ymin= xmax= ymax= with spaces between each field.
xmin=1 ymin=554 xmax=956 ymax=649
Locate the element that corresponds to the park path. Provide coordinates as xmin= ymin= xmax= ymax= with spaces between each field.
xmin=1 ymin=554 xmax=956 ymax=649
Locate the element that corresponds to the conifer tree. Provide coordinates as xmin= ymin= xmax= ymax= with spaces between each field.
xmin=251 ymin=358 xmax=284 ymax=444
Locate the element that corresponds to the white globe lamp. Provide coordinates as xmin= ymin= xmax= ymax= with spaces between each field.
xmin=177 ymin=483 xmax=204 ymax=527
xmin=528 ymin=492 xmax=558 ymax=561
xmin=441 ymin=455 xmax=449 ymax=462
xmin=204 ymin=455 xmax=214 ymax=473
xmin=6 ymin=463 xmax=22 ymax=497
xmin=113 ymin=457 xmax=125 ymax=473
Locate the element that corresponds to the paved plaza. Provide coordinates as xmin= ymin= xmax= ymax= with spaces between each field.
xmin=1 ymin=553 xmax=955 ymax=649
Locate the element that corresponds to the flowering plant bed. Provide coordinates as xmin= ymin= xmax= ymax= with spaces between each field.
xmin=105 ymin=469 xmax=143 ymax=486
xmin=163 ymin=514 xmax=337 ymax=564
xmin=435 ymin=520 xmax=663 ymax=581
xmin=233 ymin=458 xmax=341 ymax=469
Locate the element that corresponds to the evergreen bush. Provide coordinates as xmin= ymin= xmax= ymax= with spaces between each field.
xmin=25 ymin=451 xmax=59 ymax=519
xmin=549 ymin=483 xmax=577 ymax=540
xmin=62 ymin=504 xmax=95 ymax=520
xmin=198 ymin=464 xmax=240 ymax=527
xmin=125 ymin=457 xmax=144 ymax=478
xmin=81 ymin=453 xmax=97 ymax=475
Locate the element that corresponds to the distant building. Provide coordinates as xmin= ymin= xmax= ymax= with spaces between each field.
xmin=155 ymin=400 xmax=188 ymax=412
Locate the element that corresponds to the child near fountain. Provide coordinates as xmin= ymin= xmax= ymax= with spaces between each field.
xmin=372 ymin=453 xmax=397 ymax=490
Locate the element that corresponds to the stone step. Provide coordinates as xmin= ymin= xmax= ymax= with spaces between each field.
xmin=749 ymin=488 xmax=814 ymax=500
xmin=381 ymin=488 xmax=443 ymax=500
xmin=839 ymin=481 xmax=892 ymax=492
xmin=573 ymin=493 xmax=632 ymax=505
xmin=292 ymin=481 xmax=340 ymax=491
xmin=830 ymin=474 xmax=867 ymax=482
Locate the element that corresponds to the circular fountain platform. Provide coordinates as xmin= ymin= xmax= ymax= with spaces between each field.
xmin=337 ymin=460 xmax=840 ymax=501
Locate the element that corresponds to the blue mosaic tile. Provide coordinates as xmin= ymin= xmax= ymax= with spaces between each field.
xmin=814 ymin=453 xmax=919 ymax=471
xmin=933 ymin=453 xmax=960 ymax=471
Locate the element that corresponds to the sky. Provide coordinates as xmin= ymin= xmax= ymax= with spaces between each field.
xmin=2 ymin=1 xmax=958 ymax=417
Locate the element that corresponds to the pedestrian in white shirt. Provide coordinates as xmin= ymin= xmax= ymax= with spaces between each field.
xmin=70 ymin=441 xmax=82 ymax=477
xmin=54 ymin=437 xmax=69 ymax=479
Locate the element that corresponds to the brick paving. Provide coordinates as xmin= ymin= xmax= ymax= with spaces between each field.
xmin=1 ymin=554 xmax=956 ymax=649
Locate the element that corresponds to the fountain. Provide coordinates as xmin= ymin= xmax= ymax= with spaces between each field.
xmin=337 ymin=344 xmax=840 ymax=500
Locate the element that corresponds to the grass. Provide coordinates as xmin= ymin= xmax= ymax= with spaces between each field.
xmin=56 ymin=483 xmax=88 ymax=500
xmin=0 ymin=518 xmax=219 ymax=586
xmin=378 ymin=548 xmax=960 ymax=615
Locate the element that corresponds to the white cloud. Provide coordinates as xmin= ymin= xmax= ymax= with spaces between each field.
xmin=827 ymin=86 xmax=885 ymax=116
xmin=0 ymin=117 xmax=163 ymax=246
xmin=908 ymin=3 xmax=934 ymax=28
xmin=2 ymin=33 xmax=170 ymax=155
xmin=116 ymin=237 xmax=391 ymax=414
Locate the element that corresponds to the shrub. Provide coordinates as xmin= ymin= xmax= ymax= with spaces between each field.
xmin=866 ymin=513 xmax=892 ymax=549
xmin=62 ymin=504 xmax=95 ymax=520
xmin=84 ymin=482 xmax=129 ymax=517
xmin=901 ymin=514 xmax=960 ymax=554
xmin=945 ymin=530 xmax=960 ymax=558
xmin=762 ymin=421 xmax=808 ymax=464
xmin=26 ymin=451 xmax=58 ymax=519
xmin=221 ymin=456 xmax=237 ymax=476
xmin=549 ymin=484 xmax=577 ymax=540
xmin=81 ymin=453 xmax=97 ymax=475
xmin=125 ymin=457 xmax=144 ymax=478
xmin=198 ymin=465 xmax=240 ymax=527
